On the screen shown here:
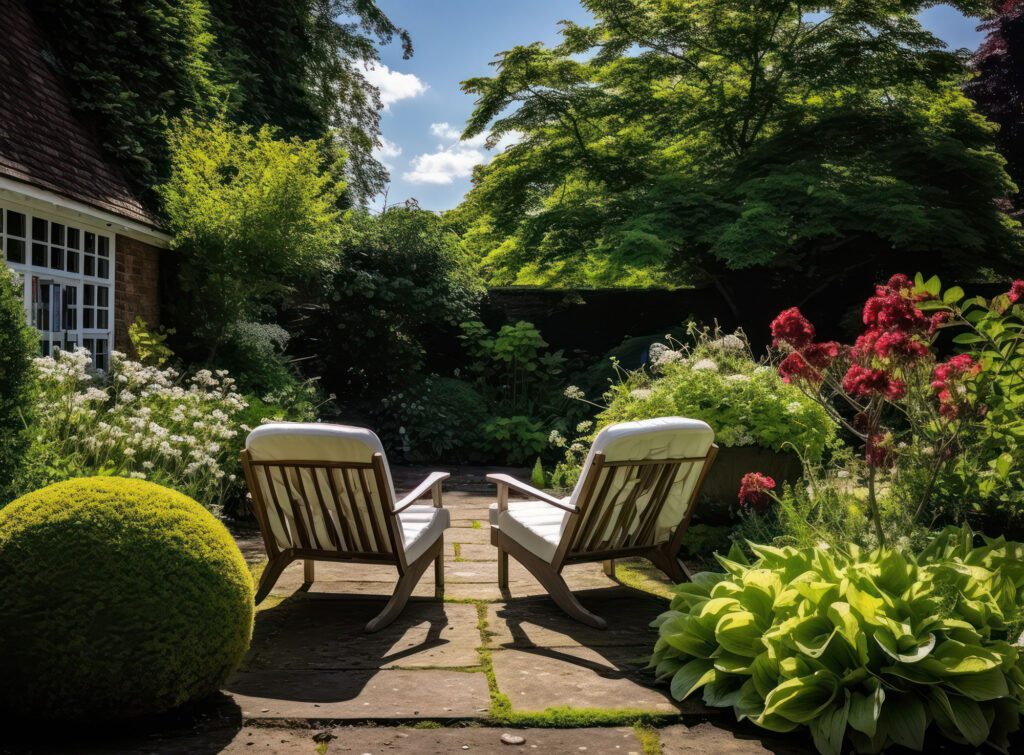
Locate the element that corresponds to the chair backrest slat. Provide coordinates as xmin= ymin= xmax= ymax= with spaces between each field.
xmin=556 ymin=418 xmax=716 ymax=564
xmin=242 ymin=424 xmax=404 ymax=566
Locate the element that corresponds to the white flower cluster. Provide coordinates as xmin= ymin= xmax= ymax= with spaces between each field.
xmin=30 ymin=348 xmax=250 ymax=511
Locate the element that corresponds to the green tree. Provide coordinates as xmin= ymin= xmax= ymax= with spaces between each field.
xmin=457 ymin=0 xmax=1019 ymax=311
xmin=207 ymin=0 xmax=412 ymax=203
xmin=31 ymin=0 xmax=227 ymax=198
xmin=159 ymin=117 xmax=345 ymax=360
xmin=304 ymin=206 xmax=484 ymax=400
xmin=0 ymin=270 xmax=36 ymax=504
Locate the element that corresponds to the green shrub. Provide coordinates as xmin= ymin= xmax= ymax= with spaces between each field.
xmin=651 ymin=526 xmax=1024 ymax=753
xmin=0 ymin=269 xmax=35 ymax=504
xmin=0 ymin=477 xmax=254 ymax=721
xmin=378 ymin=375 xmax=488 ymax=462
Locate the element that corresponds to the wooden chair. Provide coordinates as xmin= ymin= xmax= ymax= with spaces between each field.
xmin=488 ymin=417 xmax=718 ymax=629
xmin=241 ymin=422 xmax=450 ymax=632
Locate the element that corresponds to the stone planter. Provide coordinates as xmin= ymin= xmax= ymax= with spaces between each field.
xmin=694 ymin=446 xmax=803 ymax=524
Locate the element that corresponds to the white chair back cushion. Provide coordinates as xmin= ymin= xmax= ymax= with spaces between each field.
xmin=245 ymin=423 xmax=398 ymax=554
xmin=568 ymin=417 xmax=714 ymax=547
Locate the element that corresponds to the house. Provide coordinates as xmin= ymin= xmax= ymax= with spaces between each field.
xmin=0 ymin=0 xmax=171 ymax=369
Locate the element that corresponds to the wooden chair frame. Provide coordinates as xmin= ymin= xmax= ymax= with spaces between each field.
xmin=241 ymin=449 xmax=449 ymax=632
xmin=488 ymin=445 xmax=718 ymax=629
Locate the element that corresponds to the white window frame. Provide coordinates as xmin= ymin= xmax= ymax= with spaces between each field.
xmin=1 ymin=197 xmax=116 ymax=369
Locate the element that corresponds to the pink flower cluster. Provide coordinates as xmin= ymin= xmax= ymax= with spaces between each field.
xmin=738 ymin=472 xmax=775 ymax=513
xmin=770 ymin=309 xmax=841 ymax=384
xmin=1009 ymin=280 xmax=1024 ymax=304
xmin=931 ymin=354 xmax=980 ymax=418
xmin=842 ymin=364 xmax=905 ymax=400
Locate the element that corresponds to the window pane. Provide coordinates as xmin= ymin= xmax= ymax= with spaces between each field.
xmin=97 ymin=286 xmax=109 ymax=307
xmin=84 ymin=232 xmax=95 ymax=254
xmin=66 ymin=250 xmax=79 ymax=272
xmin=32 ymin=217 xmax=47 ymax=241
xmin=50 ymin=246 xmax=64 ymax=270
xmin=32 ymin=243 xmax=46 ymax=267
xmin=98 ymin=259 xmax=109 ymax=279
xmin=83 ymin=284 xmax=94 ymax=305
xmin=67 ymin=227 xmax=80 ymax=249
xmin=4 ymin=239 xmax=25 ymax=264
xmin=97 ymin=310 xmax=108 ymax=329
xmin=84 ymin=256 xmax=95 ymax=276
xmin=98 ymin=236 xmax=109 ymax=257
xmin=6 ymin=211 xmax=25 ymax=237
xmin=83 ymin=309 xmax=94 ymax=328
xmin=50 ymin=223 xmax=65 ymax=245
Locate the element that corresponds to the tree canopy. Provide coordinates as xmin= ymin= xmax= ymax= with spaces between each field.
xmin=455 ymin=0 xmax=1020 ymax=299
xmin=31 ymin=0 xmax=409 ymax=204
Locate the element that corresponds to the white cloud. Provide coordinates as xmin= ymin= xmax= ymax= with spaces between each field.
xmin=403 ymin=144 xmax=486 ymax=185
xmin=402 ymin=124 xmax=526 ymax=185
xmin=373 ymin=136 xmax=402 ymax=170
xmin=362 ymin=63 xmax=427 ymax=109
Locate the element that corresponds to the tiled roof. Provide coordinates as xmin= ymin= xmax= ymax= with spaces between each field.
xmin=0 ymin=0 xmax=160 ymax=229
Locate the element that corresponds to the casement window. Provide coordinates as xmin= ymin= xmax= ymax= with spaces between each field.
xmin=1 ymin=205 xmax=114 ymax=370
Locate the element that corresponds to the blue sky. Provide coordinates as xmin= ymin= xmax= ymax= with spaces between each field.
xmin=368 ymin=1 xmax=986 ymax=212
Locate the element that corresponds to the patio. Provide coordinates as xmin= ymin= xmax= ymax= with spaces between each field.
xmin=81 ymin=468 xmax=806 ymax=753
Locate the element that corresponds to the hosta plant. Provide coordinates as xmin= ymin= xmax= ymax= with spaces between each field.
xmin=650 ymin=526 xmax=1024 ymax=754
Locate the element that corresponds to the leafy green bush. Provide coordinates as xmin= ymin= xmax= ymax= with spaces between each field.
xmin=651 ymin=527 xmax=1024 ymax=754
xmin=0 ymin=477 xmax=254 ymax=721
xmin=378 ymin=375 xmax=488 ymax=463
xmin=309 ymin=208 xmax=483 ymax=403
xmin=0 ymin=269 xmax=35 ymax=504
xmin=160 ymin=117 xmax=344 ymax=361
xmin=482 ymin=415 xmax=549 ymax=465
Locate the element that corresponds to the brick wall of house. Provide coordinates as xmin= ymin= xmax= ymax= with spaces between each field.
xmin=114 ymin=234 xmax=162 ymax=353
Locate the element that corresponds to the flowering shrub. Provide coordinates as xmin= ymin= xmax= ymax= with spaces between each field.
xmin=767 ymin=274 xmax=1024 ymax=540
xmin=552 ymin=327 xmax=836 ymax=488
xmin=738 ymin=472 xmax=775 ymax=513
xmin=13 ymin=349 xmax=308 ymax=512
xmin=651 ymin=526 xmax=1024 ymax=754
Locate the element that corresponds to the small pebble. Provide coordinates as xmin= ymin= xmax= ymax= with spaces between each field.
xmin=501 ymin=733 xmax=526 ymax=745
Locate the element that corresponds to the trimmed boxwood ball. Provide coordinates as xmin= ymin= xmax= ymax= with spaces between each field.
xmin=0 ymin=477 xmax=254 ymax=721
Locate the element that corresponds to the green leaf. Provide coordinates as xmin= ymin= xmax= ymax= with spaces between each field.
xmin=809 ymin=697 xmax=850 ymax=755
xmin=928 ymin=687 xmax=990 ymax=746
xmin=715 ymin=611 xmax=764 ymax=657
xmin=761 ymin=671 xmax=840 ymax=724
xmin=670 ymin=658 xmax=716 ymax=701
xmin=884 ymin=693 xmax=929 ymax=750
xmin=945 ymin=667 xmax=1009 ymax=701
xmin=924 ymin=275 xmax=942 ymax=296
xmin=943 ymin=286 xmax=965 ymax=304
xmin=848 ymin=682 xmax=885 ymax=736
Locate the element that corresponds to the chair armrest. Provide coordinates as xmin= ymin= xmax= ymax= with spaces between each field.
xmin=486 ymin=473 xmax=576 ymax=513
xmin=393 ymin=471 xmax=451 ymax=513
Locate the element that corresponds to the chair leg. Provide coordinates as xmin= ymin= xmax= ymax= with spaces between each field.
xmin=434 ymin=537 xmax=445 ymax=599
xmin=498 ymin=546 xmax=509 ymax=589
xmin=602 ymin=559 xmax=616 ymax=578
xmin=303 ymin=559 xmax=315 ymax=586
xmin=365 ymin=539 xmax=441 ymax=633
xmin=254 ymin=554 xmax=291 ymax=605
xmin=501 ymin=535 xmax=607 ymax=630
xmin=650 ymin=547 xmax=691 ymax=584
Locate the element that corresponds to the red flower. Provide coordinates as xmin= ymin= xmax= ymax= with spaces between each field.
xmin=862 ymin=278 xmax=929 ymax=334
xmin=886 ymin=273 xmax=913 ymax=291
xmin=872 ymin=330 xmax=929 ymax=362
xmin=1009 ymin=280 xmax=1024 ymax=304
xmin=929 ymin=311 xmax=951 ymax=334
xmin=771 ymin=307 xmax=815 ymax=349
xmin=738 ymin=472 xmax=776 ymax=513
xmin=778 ymin=352 xmax=821 ymax=384
xmin=842 ymin=364 xmax=905 ymax=400
xmin=932 ymin=355 xmax=980 ymax=418
xmin=804 ymin=341 xmax=841 ymax=369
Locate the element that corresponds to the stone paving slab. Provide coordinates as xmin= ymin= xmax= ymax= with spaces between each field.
xmin=486 ymin=593 xmax=665 ymax=649
xmin=446 ymin=543 xmax=495 ymax=561
xmin=192 ymin=725 xmax=647 ymax=754
xmin=658 ymin=723 xmax=812 ymax=754
xmin=246 ymin=600 xmax=480 ymax=671
xmin=226 ymin=669 xmax=490 ymax=721
xmin=491 ymin=646 xmax=680 ymax=714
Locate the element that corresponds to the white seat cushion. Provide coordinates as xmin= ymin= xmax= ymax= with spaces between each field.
xmin=488 ymin=500 xmax=570 ymax=563
xmin=399 ymin=505 xmax=450 ymax=563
